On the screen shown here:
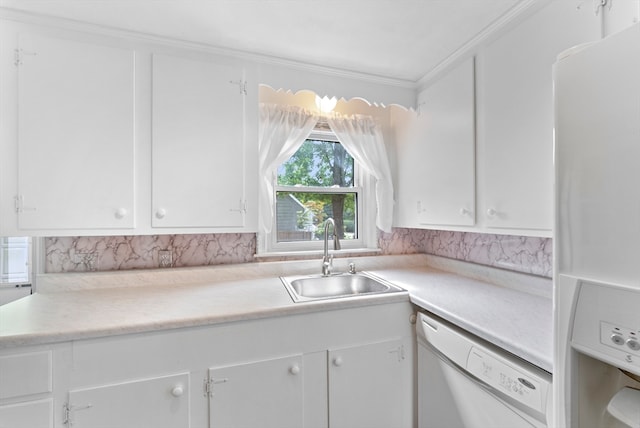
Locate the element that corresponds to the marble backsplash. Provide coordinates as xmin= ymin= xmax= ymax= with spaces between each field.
xmin=378 ymin=229 xmax=552 ymax=277
xmin=45 ymin=228 xmax=552 ymax=278
xmin=45 ymin=234 xmax=256 ymax=273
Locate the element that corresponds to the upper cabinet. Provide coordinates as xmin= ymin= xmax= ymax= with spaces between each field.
xmin=393 ymin=0 xmax=600 ymax=236
xmin=15 ymin=33 xmax=136 ymax=231
xmin=478 ymin=0 xmax=599 ymax=232
xmin=393 ymin=58 xmax=475 ymax=229
xmin=0 ymin=20 xmax=257 ymax=236
xmin=151 ymin=53 xmax=246 ymax=229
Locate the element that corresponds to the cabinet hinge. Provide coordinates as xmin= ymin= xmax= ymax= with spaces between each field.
xmin=230 ymin=79 xmax=247 ymax=95
xmin=62 ymin=402 xmax=93 ymax=426
xmin=14 ymin=195 xmax=35 ymax=213
xmin=203 ymin=377 xmax=228 ymax=397
xmin=229 ymin=199 xmax=247 ymax=215
xmin=14 ymin=48 xmax=37 ymax=66
xmin=389 ymin=344 xmax=406 ymax=362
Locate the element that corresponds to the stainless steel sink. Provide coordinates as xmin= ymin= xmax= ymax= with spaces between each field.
xmin=281 ymin=272 xmax=404 ymax=302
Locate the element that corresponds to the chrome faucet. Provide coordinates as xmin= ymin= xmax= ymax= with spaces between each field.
xmin=322 ymin=218 xmax=341 ymax=276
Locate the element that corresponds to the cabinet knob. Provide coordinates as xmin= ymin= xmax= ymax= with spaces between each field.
xmin=289 ymin=365 xmax=300 ymax=375
xmin=171 ymin=385 xmax=184 ymax=397
xmin=114 ymin=208 xmax=127 ymax=219
xmin=155 ymin=208 xmax=167 ymax=219
xmin=486 ymin=208 xmax=497 ymax=217
xmin=459 ymin=208 xmax=471 ymax=216
xmin=333 ymin=356 xmax=343 ymax=367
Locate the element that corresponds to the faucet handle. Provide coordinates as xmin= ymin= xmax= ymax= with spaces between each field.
xmin=322 ymin=254 xmax=334 ymax=276
xmin=348 ymin=262 xmax=356 ymax=274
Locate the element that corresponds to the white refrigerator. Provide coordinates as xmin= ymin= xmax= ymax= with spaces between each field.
xmin=554 ymin=22 xmax=640 ymax=428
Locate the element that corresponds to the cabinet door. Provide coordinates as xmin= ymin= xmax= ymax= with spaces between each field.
xmin=67 ymin=373 xmax=189 ymax=428
xmin=208 ymin=354 xmax=303 ymax=428
xmin=152 ymin=53 xmax=246 ymax=228
xmin=16 ymin=33 xmax=135 ymax=230
xmin=328 ymin=338 xmax=411 ymax=428
xmin=480 ymin=0 xmax=599 ymax=230
xmin=394 ymin=58 xmax=475 ymax=228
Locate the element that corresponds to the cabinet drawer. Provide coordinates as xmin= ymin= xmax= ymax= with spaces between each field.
xmin=0 ymin=398 xmax=53 ymax=428
xmin=0 ymin=351 xmax=52 ymax=399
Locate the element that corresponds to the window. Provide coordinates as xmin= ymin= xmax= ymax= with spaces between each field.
xmin=0 ymin=237 xmax=31 ymax=285
xmin=271 ymin=127 xmax=374 ymax=252
xmin=258 ymin=101 xmax=393 ymax=255
xmin=0 ymin=237 xmax=32 ymax=306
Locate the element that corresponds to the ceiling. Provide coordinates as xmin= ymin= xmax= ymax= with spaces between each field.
xmin=0 ymin=0 xmax=533 ymax=83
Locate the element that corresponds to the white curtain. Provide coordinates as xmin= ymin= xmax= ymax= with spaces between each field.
xmin=327 ymin=113 xmax=394 ymax=232
xmin=259 ymin=104 xmax=319 ymax=234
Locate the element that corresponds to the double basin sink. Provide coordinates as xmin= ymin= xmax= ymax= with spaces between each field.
xmin=281 ymin=271 xmax=405 ymax=303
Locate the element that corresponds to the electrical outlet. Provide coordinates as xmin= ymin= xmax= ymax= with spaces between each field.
xmin=159 ymin=250 xmax=172 ymax=268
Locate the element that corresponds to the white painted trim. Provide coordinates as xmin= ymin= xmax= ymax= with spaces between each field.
xmin=0 ymin=7 xmax=416 ymax=89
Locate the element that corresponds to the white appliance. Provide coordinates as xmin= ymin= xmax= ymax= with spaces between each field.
xmin=554 ymin=22 xmax=640 ymax=428
xmin=416 ymin=311 xmax=552 ymax=428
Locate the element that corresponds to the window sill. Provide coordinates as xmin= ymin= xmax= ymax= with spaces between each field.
xmin=254 ymin=247 xmax=381 ymax=262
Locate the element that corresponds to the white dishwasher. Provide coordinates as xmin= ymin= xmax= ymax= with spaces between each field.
xmin=417 ymin=311 xmax=552 ymax=428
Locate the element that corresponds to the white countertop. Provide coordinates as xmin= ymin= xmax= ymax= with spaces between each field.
xmin=370 ymin=267 xmax=552 ymax=372
xmin=0 ymin=254 xmax=553 ymax=372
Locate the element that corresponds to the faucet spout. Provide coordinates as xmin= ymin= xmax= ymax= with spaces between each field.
xmin=322 ymin=218 xmax=341 ymax=276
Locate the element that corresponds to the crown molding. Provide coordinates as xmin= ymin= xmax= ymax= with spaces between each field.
xmin=0 ymin=7 xmax=416 ymax=90
xmin=416 ymin=0 xmax=552 ymax=90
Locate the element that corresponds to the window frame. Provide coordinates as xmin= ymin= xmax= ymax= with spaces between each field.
xmin=264 ymin=128 xmax=377 ymax=255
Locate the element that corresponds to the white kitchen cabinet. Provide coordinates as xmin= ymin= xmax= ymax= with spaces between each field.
xmin=0 ymin=350 xmax=54 ymax=428
xmin=151 ymin=53 xmax=246 ymax=229
xmin=15 ymin=32 xmax=135 ymax=231
xmin=65 ymin=373 xmax=190 ymax=428
xmin=393 ymin=1 xmax=598 ymax=235
xmin=0 ymin=350 xmax=52 ymax=400
xmin=0 ymin=398 xmax=53 ymax=428
xmin=328 ymin=338 xmax=411 ymax=428
xmin=208 ymin=354 xmax=303 ymax=428
xmin=477 ymin=0 xmax=599 ymax=232
xmin=1 ymin=20 xmax=256 ymax=235
xmin=393 ymin=58 xmax=475 ymax=228
xmin=0 ymin=301 xmax=412 ymax=428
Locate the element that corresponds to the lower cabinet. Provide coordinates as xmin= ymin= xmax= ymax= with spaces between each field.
xmin=328 ymin=339 xmax=411 ymax=428
xmin=1 ymin=302 xmax=413 ymax=428
xmin=207 ymin=355 xmax=304 ymax=428
xmin=0 ymin=349 xmax=53 ymax=428
xmin=0 ymin=398 xmax=53 ymax=428
xmin=206 ymin=338 xmax=412 ymax=428
xmin=65 ymin=373 xmax=190 ymax=428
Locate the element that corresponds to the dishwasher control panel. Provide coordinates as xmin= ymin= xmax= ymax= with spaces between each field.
xmin=467 ymin=346 xmax=547 ymax=413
